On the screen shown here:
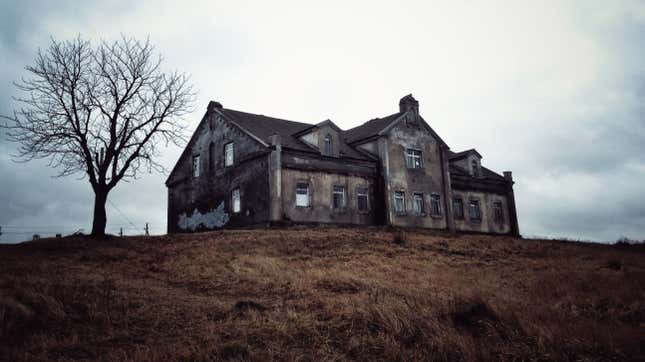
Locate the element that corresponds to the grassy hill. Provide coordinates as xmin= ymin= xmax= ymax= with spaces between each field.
xmin=1 ymin=228 xmax=644 ymax=361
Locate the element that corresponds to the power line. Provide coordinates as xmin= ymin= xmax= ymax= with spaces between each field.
xmin=106 ymin=197 xmax=139 ymax=231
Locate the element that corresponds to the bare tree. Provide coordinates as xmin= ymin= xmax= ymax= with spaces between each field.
xmin=1 ymin=36 xmax=195 ymax=237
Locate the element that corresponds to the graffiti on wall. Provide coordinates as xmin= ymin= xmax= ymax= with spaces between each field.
xmin=177 ymin=202 xmax=229 ymax=231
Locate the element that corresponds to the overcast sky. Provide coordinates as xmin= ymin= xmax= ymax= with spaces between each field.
xmin=1 ymin=0 xmax=644 ymax=243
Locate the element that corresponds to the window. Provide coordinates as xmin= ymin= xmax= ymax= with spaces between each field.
xmin=471 ymin=159 xmax=479 ymax=177
xmin=208 ymin=142 xmax=215 ymax=170
xmin=493 ymin=201 xmax=504 ymax=223
xmin=452 ymin=197 xmax=464 ymax=219
xmin=225 ymin=142 xmax=234 ymax=167
xmin=232 ymin=189 xmax=241 ymax=213
xmin=430 ymin=194 xmax=442 ymax=216
xmin=413 ymin=193 xmax=425 ymax=215
xmin=469 ymin=199 xmax=482 ymax=222
xmin=394 ymin=191 xmax=406 ymax=213
xmin=323 ymin=134 xmax=333 ymax=156
xmin=296 ymin=182 xmax=310 ymax=207
xmin=357 ymin=187 xmax=369 ymax=212
xmin=332 ymin=185 xmax=345 ymax=209
xmin=192 ymin=155 xmax=200 ymax=177
xmin=406 ymin=149 xmax=423 ymax=169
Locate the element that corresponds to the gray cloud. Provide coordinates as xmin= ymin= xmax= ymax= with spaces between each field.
xmin=1 ymin=1 xmax=644 ymax=243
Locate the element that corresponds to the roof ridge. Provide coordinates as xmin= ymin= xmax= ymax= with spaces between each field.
xmin=223 ymin=108 xmax=314 ymax=128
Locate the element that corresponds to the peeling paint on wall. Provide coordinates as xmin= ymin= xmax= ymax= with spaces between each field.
xmin=178 ymin=202 xmax=229 ymax=231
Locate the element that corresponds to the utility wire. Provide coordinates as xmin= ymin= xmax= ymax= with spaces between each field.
xmin=106 ymin=197 xmax=139 ymax=231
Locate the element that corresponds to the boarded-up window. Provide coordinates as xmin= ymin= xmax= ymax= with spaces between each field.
xmin=192 ymin=155 xmax=200 ymax=177
xmin=406 ymin=149 xmax=423 ymax=169
xmin=357 ymin=187 xmax=369 ymax=211
xmin=452 ymin=198 xmax=464 ymax=219
xmin=232 ymin=189 xmax=241 ymax=213
xmin=296 ymin=182 xmax=309 ymax=207
xmin=394 ymin=191 xmax=405 ymax=213
xmin=332 ymin=185 xmax=345 ymax=209
xmin=469 ymin=199 xmax=482 ymax=222
xmin=430 ymin=194 xmax=442 ymax=216
xmin=225 ymin=142 xmax=234 ymax=167
xmin=493 ymin=201 xmax=504 ymax=223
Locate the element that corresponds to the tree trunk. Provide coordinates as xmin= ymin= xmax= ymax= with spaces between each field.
xmin=91 ymin=188 xmax=108 ymax=237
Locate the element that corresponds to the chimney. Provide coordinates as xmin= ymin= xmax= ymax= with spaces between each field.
xmin=207 ymin=101 xmax=223 ymax=112
xmin=399 ymin=94 xmax=419 ymax=114
xmin=503 ymin=171 xmax=513 ymax=181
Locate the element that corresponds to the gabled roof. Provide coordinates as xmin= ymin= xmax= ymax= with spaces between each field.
xmin=343 ymin=111 xmax=448 ymax=147
xmin=449 ymin=164 xmax=506 ymax=182
xmin=219 ymin=108 xmax=371 ymax=161
xmin=343 ymin=112 xmax=404 ymax=144
xmin=448 ymin=148 xmax=482 ymax=160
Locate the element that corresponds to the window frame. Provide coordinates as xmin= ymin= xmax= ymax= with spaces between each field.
xmin=405 ymin=148 xmax=423 ymax=169
xmin=493 ymin=201 xmax=504 ymax=224
xmin=452 ymin=197 xmax=464 ymax=219
xmin=356 ymin=186 xmax=369 ymax=212
xmin=471 ymin=159 xmax=479 ymax=177
xmin=332 ymin=185 xmax=346 ymax=210
xmin=394 ymin=191 xmax=406 ymax=214
xmin=192 ymin=154 xmax=200 ymax=178
xmin=295 ymin=181 xmax=310 ymax=208
xmin=224 ymin=142 xmax=234 ymax=167
xmin=231 ymin=188 xmax=241 ymax=213
xmin=323 ymin=134 xmax=333 ymax=156
xmin=430 ymin=193 xmax=442 ymax=217
xmin=412 ymin=192 xmax=425 ymax=215
xmin=468 ymin=198 xmax=482 ymax=223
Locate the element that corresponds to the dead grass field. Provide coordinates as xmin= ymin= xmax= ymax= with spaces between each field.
xmin=1 ymin=228 xmax=644 ymax=361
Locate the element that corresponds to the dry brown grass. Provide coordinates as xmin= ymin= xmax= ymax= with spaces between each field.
xmin=1 ymin=228 xmax=644 ymax=361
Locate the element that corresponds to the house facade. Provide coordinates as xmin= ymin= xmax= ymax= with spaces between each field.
xmin=165 ymin=95 xmax=520 ymax=236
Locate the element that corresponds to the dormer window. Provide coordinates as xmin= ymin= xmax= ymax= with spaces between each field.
xmin=471 ymin=159 xmax=479 ymax=177
xmin=323 ymin=134 xmax=333 ymax=156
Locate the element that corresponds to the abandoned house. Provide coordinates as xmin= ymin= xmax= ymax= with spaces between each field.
xmin=165 ymin=94 xmax=520 ymax=236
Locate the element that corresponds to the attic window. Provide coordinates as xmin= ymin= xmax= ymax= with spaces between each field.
xmin=471 ymin=159 xmax=479 ymax=177
xmin=323 ymin=134 xmax=333 ymax=156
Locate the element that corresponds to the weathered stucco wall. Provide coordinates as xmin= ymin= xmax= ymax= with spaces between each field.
xmin=381 ymin=113 xmax=448 ymax=229
xmin=281 ymin=168 xmax=376 ymax=225
xmin=451 ymin=190 xmax=510 ymax=234
xmin=167 ymin=110 xmax=270 ymax=232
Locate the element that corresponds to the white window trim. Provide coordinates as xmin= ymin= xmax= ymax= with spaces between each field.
xmin=406 ymin=148 xmax=423 ymax=169
xmin=430 ymin=193 xmax=442 ymax=216
xmin=332 ymin=185 xmax=346 ymax=209
xmin=412 ymin=192 xmax=425 ymax=215
xmin=296 ymin=182 xmax=310 ymax=207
